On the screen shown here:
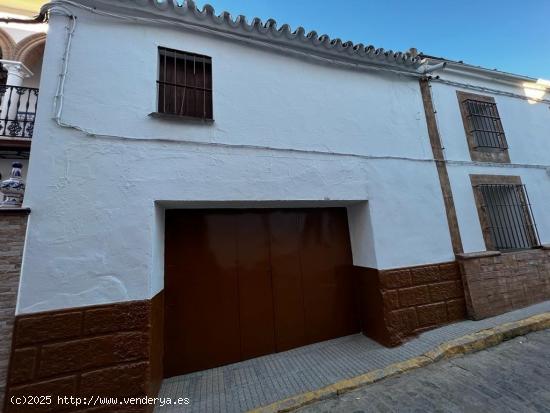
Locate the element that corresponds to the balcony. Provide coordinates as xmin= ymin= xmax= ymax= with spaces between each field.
xmin=0 ymin=85 xmax=38 ymax=149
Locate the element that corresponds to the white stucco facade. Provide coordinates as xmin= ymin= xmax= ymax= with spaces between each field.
xmin=13 ymin=1 xmax=550 ymax=315
xmin=430 ymin=71 xmax=550 ymax=253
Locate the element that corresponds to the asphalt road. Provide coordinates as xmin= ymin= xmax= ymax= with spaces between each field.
xmin=297 ymin=329 xmax=550 ymax=413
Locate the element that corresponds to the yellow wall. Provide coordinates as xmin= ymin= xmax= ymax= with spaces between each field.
xmin=1 ymin=0 xmax=45 ymax=15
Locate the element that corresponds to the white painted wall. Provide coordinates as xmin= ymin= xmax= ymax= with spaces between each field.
xmin=18 ymin=9 xmax=455 ymax=314
xmin=431 ymin=72 xmax=550 ymax=253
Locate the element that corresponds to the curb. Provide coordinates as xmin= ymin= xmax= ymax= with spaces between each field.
xmin=249 ymin=312 xmax=550 ymax=413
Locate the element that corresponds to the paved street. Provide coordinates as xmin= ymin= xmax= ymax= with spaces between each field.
xmin=298 ymin=329 xmax=550 ymax=413
xmin=156 ymin=302 xmax=550 ymax=413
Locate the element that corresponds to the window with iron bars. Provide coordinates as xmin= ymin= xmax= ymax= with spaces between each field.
xmin=462 ymin=99 xmax=507 ymax=150
xmin=476 ymin=184 xmax=540 ymax=251
xmin=157 ymin=47 xmax=213 ymax=120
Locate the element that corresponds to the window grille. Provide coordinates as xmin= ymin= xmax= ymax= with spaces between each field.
xmin=463 ymin=99 xmax=507 ymax=150
xmin=476 ymin=184 xmax=540 ymax=250
xmin=157 ymin=47 xmax=213 ymax=120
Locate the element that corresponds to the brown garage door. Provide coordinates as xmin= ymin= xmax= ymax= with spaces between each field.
xmin=164 ymin=208 xmax=359 ymax=377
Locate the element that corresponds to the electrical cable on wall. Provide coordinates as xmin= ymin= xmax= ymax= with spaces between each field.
xmin=6 ymin=0 xmax=549 ymax=173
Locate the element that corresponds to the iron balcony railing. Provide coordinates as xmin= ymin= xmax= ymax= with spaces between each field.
xmin=0 ymin=85 xmax=39 ymax=139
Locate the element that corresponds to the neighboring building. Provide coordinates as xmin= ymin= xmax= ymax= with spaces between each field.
xmin=1 ymin=0 xmax=549 ymax=409
xmin=0 ymin=0 xmax=47 ymax=185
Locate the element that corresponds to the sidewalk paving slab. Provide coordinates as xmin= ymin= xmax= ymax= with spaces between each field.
xmin=155 ymin=300 xmax=550 ymax=413
xmin=296 ymin=330 xmax=550 ymax=413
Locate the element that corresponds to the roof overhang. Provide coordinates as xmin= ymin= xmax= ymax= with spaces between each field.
xmin=56 ymin=0 xmax=423 ymax=75
xmin=424 ymin=57 xmax=550 ymax=93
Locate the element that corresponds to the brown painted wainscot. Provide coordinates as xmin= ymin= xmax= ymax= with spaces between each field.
xmin=356 ymin=261 xmax=467 ymax=346
xmin=458 ymin=246 xmax=550 ymax=320
xmin=3 ymin=292 xmax=164 ymax=413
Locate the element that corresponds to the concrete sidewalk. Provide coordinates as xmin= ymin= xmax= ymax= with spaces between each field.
xmin=297 ymin=329 xmax=550 ymax=413
xmin=155 ymin=300 xmax=550 ymax=413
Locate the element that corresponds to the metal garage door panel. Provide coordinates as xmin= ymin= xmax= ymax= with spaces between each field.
xmin=269 ymin=210 xmax=308 ymax=352
xmin=164 ymin=208 xmax=358 ymax=377
xmin=236 ymin=212 xmax=277 ymax=360
xmin=299 ymin=209 xmax=359 ymax=344
xmin=164 ymin=211 xmax=241 ymax=376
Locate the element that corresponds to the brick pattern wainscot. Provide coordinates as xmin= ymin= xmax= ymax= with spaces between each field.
xmin=4 ymin=293 xmax=164 ymax=413
xmin=0 ymin=209 xmax=30 ymax=410
xmin=458 ymin=247 xmax=550 ymax=320
xmin=356 ymin=262 xmax=467 ymax=346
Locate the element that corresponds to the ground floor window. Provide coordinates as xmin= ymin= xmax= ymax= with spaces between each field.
xmin=471 ymin=175 xmax=540 ymax=251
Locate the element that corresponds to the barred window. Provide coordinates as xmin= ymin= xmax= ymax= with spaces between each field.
xmin=157 ymin=47 xmax=213 ymax=120
xmin=458 ymin=92 xmax=510 ymax=164
xmin=475 ymin=184 xmax=540 ymax=251
xmin=462 ymin=99 xmax=507 ymax=150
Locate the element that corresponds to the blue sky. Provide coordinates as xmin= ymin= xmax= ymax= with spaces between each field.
xmin=193 ymin=0 xmax=550 ymax=79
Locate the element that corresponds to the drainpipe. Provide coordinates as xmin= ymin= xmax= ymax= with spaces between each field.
xmin=417 ymin=60 xmax=447 ymax=75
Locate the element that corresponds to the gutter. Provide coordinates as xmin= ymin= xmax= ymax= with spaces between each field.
xmin=420 ymin=54 xmax=549 ymax=90
xmin=416 ymin=60 xmax=447 ymax=75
